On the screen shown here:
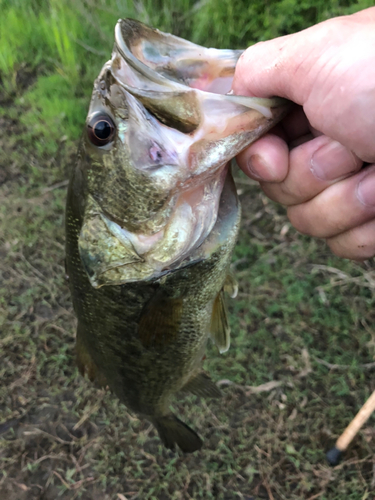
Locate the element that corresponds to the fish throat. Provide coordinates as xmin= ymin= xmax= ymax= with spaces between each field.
xmin=79 ymin=161 xmax=229 ymax=288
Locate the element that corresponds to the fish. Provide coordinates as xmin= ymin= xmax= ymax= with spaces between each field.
xmin=65 ymin=18 xmax=289 ymax=453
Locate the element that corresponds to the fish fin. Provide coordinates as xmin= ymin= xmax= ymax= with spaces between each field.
xmin=224 ymin=272 xmax=238 ymax=298
xmin=181 ymin=372 xmax=222 ymax=398
xmin=153 ymin=414 xmax=203 ymax=453
xmin=76 ymin=331 xmax=97 ymax=382
xmin=76 ymin=324 xmax=107 ymax=387
xmin=64 ymin=257 xmax=69 ymax=281
xmin=210 ymin=290 xmax=230 ymax=354
xmin=138 ymin=292 xmax=183 ymax=348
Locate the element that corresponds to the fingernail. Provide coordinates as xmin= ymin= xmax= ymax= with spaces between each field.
xmin=357 ymin=169 xmax=375 ymax=207
xmin=311 ymin=140 xmax=357 ymax=181
xmin=247 ymin=154 xmax=272 ymax=180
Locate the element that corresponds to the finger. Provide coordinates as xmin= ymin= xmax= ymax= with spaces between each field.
xmin=232 ymin=35 xmax=304 ymax=105
xmin=289 ymin=133 xmax=315 ymax=149
xmin=327 ymin=218 xmax=375 ymax=261
xmin=260 ymin=135 xmax=362 ymax=205
xmin=232 ymin=16 xmax=375 ymax=162
xmin=287 ymin=165 xmax=375 ymax=238
xmin=281 ymin=106 xmax=310 ymax=141
xmin=232 ymin=31 xmax=317 ymax=103
xmin=236 ymin=134 xmax=289 ymax=182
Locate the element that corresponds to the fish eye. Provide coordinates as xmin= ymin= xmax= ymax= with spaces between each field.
xmin=87 ymin=113 xmax=116 ymax=146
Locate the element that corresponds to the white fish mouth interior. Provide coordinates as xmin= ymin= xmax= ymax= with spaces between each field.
xmin=114 ymin=19 xmax=241 ymax=95
xmin=137 ymin=42 xmax=238 ymax=94
xmin=112 ymin=20 xmax=284 ymax=119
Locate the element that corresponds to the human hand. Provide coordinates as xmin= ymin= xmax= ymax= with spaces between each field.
xmin=232 ymin=7 xmax=375 ymax=260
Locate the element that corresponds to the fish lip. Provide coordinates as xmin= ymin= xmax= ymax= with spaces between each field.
xmin=112 ymin=18 xmax=290 ymax=119
xmin=114 ymin=19 xmax=185 ymax=90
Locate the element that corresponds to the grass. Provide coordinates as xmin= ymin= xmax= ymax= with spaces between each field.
xmin=1 ymin=0 xmax=375 ymax=499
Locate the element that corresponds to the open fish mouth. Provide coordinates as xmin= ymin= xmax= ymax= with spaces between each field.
xmin=79 ymin=19 xmax=290 ymax=287
xmin=111 ymin=19 xmax=286 ymax=130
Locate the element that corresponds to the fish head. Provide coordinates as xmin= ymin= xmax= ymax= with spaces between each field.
xmin=75 ymin=19 xmax=290 ymax=287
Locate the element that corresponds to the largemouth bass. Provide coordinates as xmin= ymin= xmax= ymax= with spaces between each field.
xmin=65 ymin=19 xmax=289 ymax=452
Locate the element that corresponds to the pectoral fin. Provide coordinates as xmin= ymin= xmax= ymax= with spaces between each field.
xmin=224 ymin=272 xmax=238 ymax=298
xmin=138 ymin=292 xmax=183 ymax=348
xmin=210 ymin=290 xmax=230 ymax=354
xmin=76 ymin=323 xmax=107 ymax=387
xmin=181 ymin=372 xmax=222 ymax=398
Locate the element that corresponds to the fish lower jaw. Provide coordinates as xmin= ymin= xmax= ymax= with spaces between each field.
xmin=79 ymin=184 xmax=224 ymax=287
xmin=142 ymin=171 xmax=226 ymax=269
xmin=105 ymin=193 xmax=220 ymax=276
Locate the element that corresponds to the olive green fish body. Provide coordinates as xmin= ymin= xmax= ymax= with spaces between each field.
xmin=65 ymin=18 xmax=290 ymax=452
xmin=66 ymin=166 xmax=240 ymax=451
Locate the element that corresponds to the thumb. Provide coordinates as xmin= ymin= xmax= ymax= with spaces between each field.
xmin=232 ymin=9 xmax=375 ymax=161
xmin=232 ymin=31 xmax=317 ymax=104
xmin=232 ymin=7 xmax=375 ymax=104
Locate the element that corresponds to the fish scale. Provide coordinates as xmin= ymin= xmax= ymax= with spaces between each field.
xmin=65 ymin=18 xmax=289 ymax=452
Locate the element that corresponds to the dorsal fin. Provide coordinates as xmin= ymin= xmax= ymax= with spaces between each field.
xmin=210 ymin=290 xmax=230 ymax=353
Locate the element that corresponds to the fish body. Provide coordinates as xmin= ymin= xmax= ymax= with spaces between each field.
xmin=66 ymin=169 xmax=239 ymax=452
xmin=65 ymin=19 xmax=289 ymax=452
